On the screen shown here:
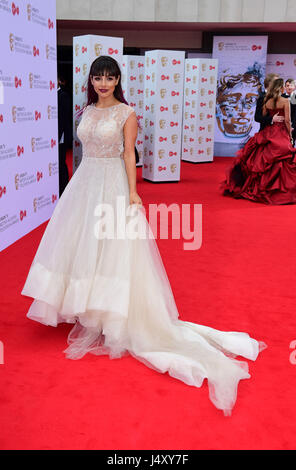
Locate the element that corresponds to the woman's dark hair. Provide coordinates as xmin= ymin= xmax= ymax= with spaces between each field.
xmin=87 ymin=56 xmax=128 ymax=107
xmin=76 ymin=55 xmax=141 ymax=132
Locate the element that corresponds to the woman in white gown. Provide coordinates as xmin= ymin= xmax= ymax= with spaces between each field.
xmin=22 ymin=56 xmax=265 ymax=416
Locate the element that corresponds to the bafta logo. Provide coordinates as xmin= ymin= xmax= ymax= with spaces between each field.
xmin=33 ymin=198 xmax=37 ymax=212
xmin=130 ymin=60 xmax=135 ymax=69
xmin=31 ymin=137 xmax=36 ymax=152
xmin=209 ymin=100 xmax=214 ymax=109
xmin=29 ymin=72 xmax=33 ymax=88
xmin=27 ymin=4 xmax=32 ymax=21
xmin=151 ymin=104 xmax=155 ymax=113
xmin=202 ymin=63 xmax=206 ymax=72
xmin=150 ymin=134 xmax=153 ymax=144
xmin=171 ymin=134 xmax=178 ymax=144
xmin=161 ymin=57 xmax=168 ymax=67
xmin=192 ymin=100 xmax=196 ymax=108
xmin=186 ymin=63 xmax=190 ymax=72
xmin=190 ymin=148 xmax=194 ymax=155
xmin=218 ymin=42 xmax=224 ymax=51
xmin=160 ymin=89 xmax=166 ymax=99
xmin=9 ymin=33 xmax=14 ymax=52
xmin=130 ymin=87 xmax=134 ymax=96
xmin=12 ymin=106 xmax=17 ymax=123
xmin=15 ymin=174 xmax=19 ymax=190
xmin=185 ymin=88 xmax=189 ymax=96
xmin=172 ymin=104 xmax=179 ymax=114
xmin=207 ymin=148 xmax=212 ymax=156
xmin=48 ymin=163 xmax=52 ymax=176
xmin=173 ymin=73 xmax=180 ymax=84
xmin=75 ymin=83 xmax=79 ymax=95
xmin=149 ymin=163 xmax=152 ymax=172
xmin=190 ymin=124 xmax=195 ymax=132
xmin=208 ymin=124 xmax=213 ymax=132
xmin=170 ymin=164 xmax=177 ymax=173
xmin=94 ymin=43 xmax=102 ymax=57
xmin=210 ymin=76 xmax=215 ymax=85
xmin=47 ymin=105 xmax=51 ymax=119
xmin=75 ymin=44 xmax=80 ymax=57
xmin=152 ymin=72 xmax=155 ymax=83
xmin=200 ymin=88 xmax=205 ymax=97
xmin=145 ymin=118 xmax=148 ymax=128
xmin=185 ymin=112 xmax=189 ymax=120
xmin=158 ymin=149 xmax=165 ymax=159
xmin=184 ymin=135 xmax=188 ymax=143
xmin=199 ymin=113 xmax=204 ymax=121
xmin=139 ymin=100 xmax=143 ymax=109
xmin=146 ymin=57 xmax=149 ymax=67
xmin=198 ymin=136 xmax=203 ymax=144
xmin=46 ymin=44 xmax=50 ymax=59
xmin=159 ymin=119 xmax=166 ymax=129
xmin=145 ymin=88 xmax=149 ymax=98
xmin=144 ymin=147 xmax=147 ymax=157
xmin=83 ymin=64 xmax=87 ymax=75
xmin=193 ymin=76 xmax=197 ymax=84
xmin=139 ymin=74 xmax=143 ymax=83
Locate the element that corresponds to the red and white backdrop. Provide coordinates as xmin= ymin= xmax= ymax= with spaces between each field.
xmin=143 ymin=50 xmax=185 ymax=182
xmin=73 ymin=35 xmax=123 ymax=173
xmin=182 ymin=59 xmax=218 ymax=163
xmin=121 ymin=55 xmax=144 ymax=166
xmin=0 ymin=0 xmax=58 ymax=252
xmin=266 ymin=55 xmax=296 ymax=82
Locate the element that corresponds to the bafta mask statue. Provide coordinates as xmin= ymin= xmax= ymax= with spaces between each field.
xmin=216 ymin=70 xmax=262 ymax=138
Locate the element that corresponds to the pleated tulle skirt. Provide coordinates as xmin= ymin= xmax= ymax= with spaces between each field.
xmin=22 ymin=156 xmax=265 ymax=415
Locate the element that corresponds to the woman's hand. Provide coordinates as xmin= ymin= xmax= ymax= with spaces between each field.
xmin=129 ymin=191 xmax=143 ymax=206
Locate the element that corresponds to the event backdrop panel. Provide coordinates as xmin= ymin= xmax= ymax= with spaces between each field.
xmin=0 ymin=0 xmax=58 ymax=252
xmin=73 ymin=35 xmax=123 ymax=173
xmin=182 ymin=59 xmax=218 ymax=163
xmin=266 ymin=55 xmax=296 ymax=82
xmin=212 ymin=36 xmax=268 ymax=157
xmin=143 ymin=50 xmax=185 ymax=182
xmin=122 ymin=55 xmax=144 ymax=166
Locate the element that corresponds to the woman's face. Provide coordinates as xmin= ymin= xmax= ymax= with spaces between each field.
xmin=91 ymin=73 xmax=119 ymax=100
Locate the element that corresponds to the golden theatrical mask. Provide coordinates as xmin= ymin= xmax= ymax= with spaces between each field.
xmin=94 ymin=43 xmax=103 ymax=57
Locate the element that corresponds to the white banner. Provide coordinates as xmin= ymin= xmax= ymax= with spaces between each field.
xmin=182 ymin=59 xmax=218 ymax=163
xmin=122 ymin=55 xmax=144 ymax=166
xmin=143 ymin=50 xmax=185 ymax=182
xmin=266 ymin=54 xmax=296 ymax=82
xmin=73 ymin=35 xmax=123 ymax=173
xmin=212 ymin=36 xmax=268 ymax=149
xmin=0 ymin=0 xmax=58 ymax=252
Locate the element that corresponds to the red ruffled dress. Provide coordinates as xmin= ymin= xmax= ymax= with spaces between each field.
xmin=222 ymin=108 xmax=296 ymax=204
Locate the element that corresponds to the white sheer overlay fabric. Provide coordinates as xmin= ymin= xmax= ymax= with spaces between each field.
xmin=22 ymin=102 xmax=265 ymax=415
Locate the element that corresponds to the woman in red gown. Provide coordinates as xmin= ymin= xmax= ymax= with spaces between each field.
xmin=222 ymin=78 xmax=296 ymax=204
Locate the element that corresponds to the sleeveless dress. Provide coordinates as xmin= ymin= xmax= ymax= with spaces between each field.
xmin=222 ymin=108 xmax=296 ymax=204
xmin=22 ymin=102 xmax=265 ymax=416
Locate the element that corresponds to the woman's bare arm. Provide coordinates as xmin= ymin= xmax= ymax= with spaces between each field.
xmin=284 ymin=98 xmax=292 ymax=137
xmin=123 ymin=112 xmax=142 ymax=205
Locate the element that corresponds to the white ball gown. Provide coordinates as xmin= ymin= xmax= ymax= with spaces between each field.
xmin=22 ymin=102 xmax=265 ymax=415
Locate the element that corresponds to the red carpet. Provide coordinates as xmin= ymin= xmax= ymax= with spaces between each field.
xmin=1 ymin=156 xmax=296 ymax=450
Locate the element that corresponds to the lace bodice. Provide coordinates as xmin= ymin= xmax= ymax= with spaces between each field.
xmin=77 ymin=103 xmax=135 ymax=159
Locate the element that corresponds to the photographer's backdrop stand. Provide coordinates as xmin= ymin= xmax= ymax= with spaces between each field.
xmin=0 ymin=0 xmax=58 ymax=252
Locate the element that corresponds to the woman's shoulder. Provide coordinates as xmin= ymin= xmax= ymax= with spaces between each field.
xmin=119 ymin=103 xmax=136 ymax=123
xmin=120 ymin=102 xmax=136 ymax=114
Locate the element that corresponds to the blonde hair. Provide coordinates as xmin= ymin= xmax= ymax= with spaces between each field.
xmin=263 ymin=78 xmax=284 ymax=109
